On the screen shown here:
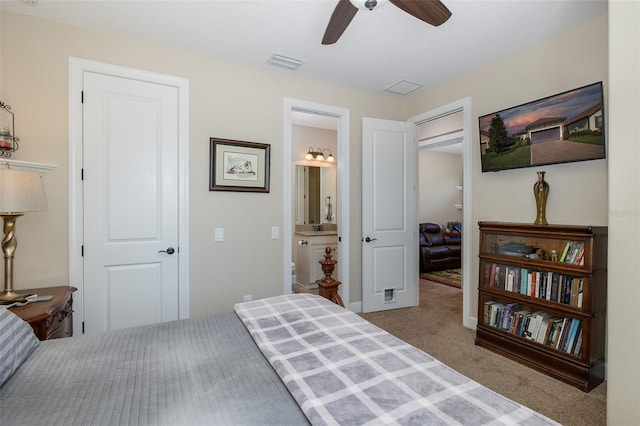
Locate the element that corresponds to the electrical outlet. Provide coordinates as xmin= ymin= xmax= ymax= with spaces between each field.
xmin=243 ymin=295 xmax=252 ymax=303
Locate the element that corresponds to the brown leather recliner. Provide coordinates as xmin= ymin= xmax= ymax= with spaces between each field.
xmin=419 ymin=223 xmax=461 ymax=273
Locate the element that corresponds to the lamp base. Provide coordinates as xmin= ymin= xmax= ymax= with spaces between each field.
xmin=0 ymin=290 xmax=24 ymax=302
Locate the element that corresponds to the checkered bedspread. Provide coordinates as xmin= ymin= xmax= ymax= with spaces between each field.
xmin=234 ymin=294 xmax=558 ymax=426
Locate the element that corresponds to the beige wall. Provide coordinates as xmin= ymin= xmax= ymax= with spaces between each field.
xmin=607 ymin=2 xmax=640 ymax=424
xmin=292 ymin=125 xmax=337 ymax=164
xmin=0 ymin=11 xmax=406 ymax=317
xmin=418 ymin=150 xmax=463 ymax=226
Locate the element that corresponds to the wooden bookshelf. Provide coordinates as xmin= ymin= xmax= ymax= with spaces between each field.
xmin=475 ymin=222 xmax=607 ymax=392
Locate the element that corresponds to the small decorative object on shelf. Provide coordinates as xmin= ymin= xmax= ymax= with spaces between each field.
xmin=0 ymin=101 xmax=20 ymax=157
xmin=476 ymin=222 xmax=607 ymax=392
xmin=533 ymin=171 xmax=549 ymax=225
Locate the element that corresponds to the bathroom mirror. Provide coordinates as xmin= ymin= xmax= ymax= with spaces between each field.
xmin=295 ymin=165 xmax=337 ymax=225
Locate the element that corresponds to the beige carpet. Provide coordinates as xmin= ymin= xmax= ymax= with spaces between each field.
xmin=360 ymin=279 xmax=606 ymax=426
xmin=419 ymin=268 xmax=462 ymax=288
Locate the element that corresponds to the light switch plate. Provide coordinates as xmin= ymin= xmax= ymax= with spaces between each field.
xmin=271 ymin=226 xmax=280 ymax=240
xmin=214 ymin=227 xmax=224 ymax=242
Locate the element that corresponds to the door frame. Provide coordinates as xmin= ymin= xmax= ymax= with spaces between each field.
xmin=68 ymin=57 xmax=190 ymax=334
xmin=408 ymin=97 xmax=474 ymax=329
xmin=283 ymin=99 xmax=350 ymax=308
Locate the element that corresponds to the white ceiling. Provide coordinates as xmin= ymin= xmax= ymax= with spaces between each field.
xmin=2 ymin=0 xmax=607 ymax=96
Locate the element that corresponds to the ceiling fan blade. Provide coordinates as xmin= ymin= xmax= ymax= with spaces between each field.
xmin=322 ymin=0 xmax=359 ymax=45
xmin=389 ymin=0 xmax=452 ymax=26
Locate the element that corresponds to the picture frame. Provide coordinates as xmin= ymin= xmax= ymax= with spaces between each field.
xmin=210 ymin=137 xmax=270 ymax=192
xmin=478 ymin=81 xmax=605 ymax=172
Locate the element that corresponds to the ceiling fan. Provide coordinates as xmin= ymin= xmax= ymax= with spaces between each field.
xmin=322 ymin=0 xmax=452 ymax=45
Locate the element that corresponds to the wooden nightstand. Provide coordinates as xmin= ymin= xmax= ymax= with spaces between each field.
xmin=8 ymin=286 xmax=77 ymax=340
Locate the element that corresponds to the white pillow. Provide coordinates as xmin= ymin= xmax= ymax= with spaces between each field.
xmin=0 ymin=307 xmax=39 ymax=387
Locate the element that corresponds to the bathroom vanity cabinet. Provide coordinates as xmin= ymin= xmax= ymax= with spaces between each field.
xmin=295 ymin=234 xmax=338 ymax=287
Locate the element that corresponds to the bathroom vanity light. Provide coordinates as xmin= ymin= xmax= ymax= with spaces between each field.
xmin=305 ymin=147 xmax=335 ymax=162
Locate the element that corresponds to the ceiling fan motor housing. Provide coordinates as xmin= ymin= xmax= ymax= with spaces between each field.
xmin=350 ymin=0 xmax=388 ymax=11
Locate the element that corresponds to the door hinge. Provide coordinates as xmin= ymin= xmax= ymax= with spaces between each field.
xmin=81 ymin=245 xmax=84 ymax=257
xmin=81 ymin=91 xmax=84 ymax=103
xmin=81 ymin=168 xmax=84 ymax=180
xmin=82 ymin=321 xmax=85 ymax=334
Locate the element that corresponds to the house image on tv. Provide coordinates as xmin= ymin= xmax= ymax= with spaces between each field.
xmin=564 ymin=102 xmax=603 ymax=135
xmin=523 ymin=102 xmax=603 ymax=145
xmin=525 ymin=117 xmax=567 ymax=144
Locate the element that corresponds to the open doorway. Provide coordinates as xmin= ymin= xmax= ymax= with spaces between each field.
xmin=416 ymin=114 xmax=463 ymax=308
xmin=283 ymin=99 xmax=351 ymax=308
xmin=291 ymin=112 xmax=338 ymax=294
xmin=408 ymin=97 xmax=473 ymax=328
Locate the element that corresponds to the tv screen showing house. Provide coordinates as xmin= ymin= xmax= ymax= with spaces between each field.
xmin=478 ymin=82 xmax=605 ymax=172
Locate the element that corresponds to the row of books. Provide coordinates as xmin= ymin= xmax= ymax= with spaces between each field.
xmin=484 ymin=263 xmax=584 ymax=308
xmin=483 ymin=301 xmax=583 ymax=356
xmin=559 ymin=240 xmax=585 ymax=265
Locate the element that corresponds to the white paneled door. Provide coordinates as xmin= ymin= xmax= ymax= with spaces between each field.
xmin=82 ymin=72 xmax=179 ymax=333
xmin=361 ymin=118 xmax=418 ymax=312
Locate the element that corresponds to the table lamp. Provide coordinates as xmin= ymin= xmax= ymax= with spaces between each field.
xmin=0 ymin=164 xmax=47 ymax=301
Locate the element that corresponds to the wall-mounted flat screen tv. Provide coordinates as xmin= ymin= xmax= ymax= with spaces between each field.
xmin=478 ymin=82 xmax=605 ymax=172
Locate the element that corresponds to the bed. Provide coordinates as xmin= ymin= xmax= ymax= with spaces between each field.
xmin=1 ymin=293 xmax=558 ymax=425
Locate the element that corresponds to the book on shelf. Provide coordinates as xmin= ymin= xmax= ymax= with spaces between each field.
xmin=524 ymin=310 xmax=546 ymax=340
xmin=505 ymin=267 xmax=515 ymax=292
xmin=515 ymin=310 xmax=531 ymax=337
xmin=573 ymin=244 xmax=585 ymax=265
xmin=495 ymin=265 xmax=504 ymax=290
xmin=520 ymin=268 xmax=529 ymax=296
xmin=550 ymin=273 xmax=560 ymax=302
xmin=567 ymin=321 xmax=583 ymax=354
xmin=483 ymin=300 xmax=497 ymax=325
xmin=577 ymin=279 xmax=584 ymax=308
xmin=563 ymin=319 xmax=581 ymax=353
xmin=530 ymin=271 xmax=536 ymax=298
xmin=559 ymin=241 xmax=571 ymax=262
xmin=559 ymin=241 xmax=586 ymax=265
xmin=555 ymin=318 xmax=571 ymax=351
xmin=572 ymin=329 xmax=583 ymax=357
xmin=485 ymin=262 xmax=494 ymax=287
xmin=501 ymin=302 xmax=520 ymax=331
xmin=548 ymin=317 xmax=565 ymax=348
xmin=534 ymin=312 xmax=553 ymax=344
xmin=489 ymin=302 xmax=504 ymax=327
xmin=489 ymin=264 xmax=499 ymax=288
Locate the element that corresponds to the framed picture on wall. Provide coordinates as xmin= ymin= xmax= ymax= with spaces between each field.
xmin=209 ymin=138 xmax=271 ymax=192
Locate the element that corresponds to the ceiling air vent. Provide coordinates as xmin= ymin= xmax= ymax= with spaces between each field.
xmin=269 ymin=54 xmax=304 ymax=71
xmin=384 ymin=80 xmax=423 ymax=95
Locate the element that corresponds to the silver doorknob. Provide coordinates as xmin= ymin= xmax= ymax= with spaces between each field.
xmin=364 ymin=237 xmax=377 ymax=243
xmin=158 ymin=247 xmax=175 ymax=255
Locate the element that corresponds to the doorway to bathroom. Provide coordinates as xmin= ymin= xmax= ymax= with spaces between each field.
xmin=283 ymin=99 xmax=350 ymax=308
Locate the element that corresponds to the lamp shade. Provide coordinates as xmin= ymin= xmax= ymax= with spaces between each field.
xmin=0 ymin=165 xmax=47 ymax=213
